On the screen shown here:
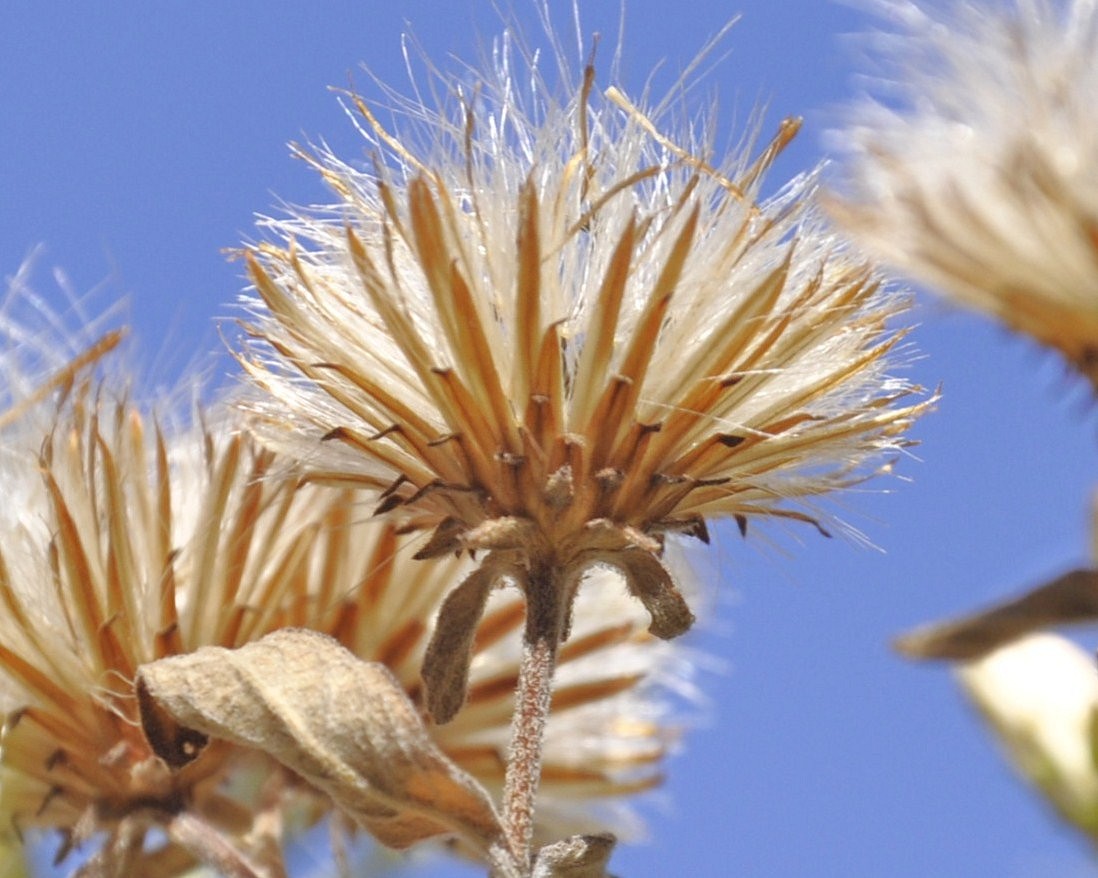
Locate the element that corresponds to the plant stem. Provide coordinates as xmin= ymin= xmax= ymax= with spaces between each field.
xmin=501 ymin=563 xmax=567 ymax=874
xmin=168 ymin=812 xmax=268 ymax=878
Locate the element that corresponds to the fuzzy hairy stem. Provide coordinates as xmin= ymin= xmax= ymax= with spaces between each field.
xmin=500 ymin=563 xmax=568 ymax=874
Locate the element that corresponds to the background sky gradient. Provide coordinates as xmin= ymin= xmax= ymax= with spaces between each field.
xmin=4 ymin=2 xmax=1098 ymax=876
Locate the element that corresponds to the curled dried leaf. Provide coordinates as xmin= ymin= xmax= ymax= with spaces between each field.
xmin=422 ymin=565 xmax=496 ymax=724
xmin=614 ymin=551 xmax=695 ymax=640
xmin=895 ymin=569 xmax=1098 ymax=661
xmin=135 ymin=628 xmax=505 ymax=853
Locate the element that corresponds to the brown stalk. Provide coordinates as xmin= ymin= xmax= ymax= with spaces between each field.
xmin=168 ymin=811 xmax=270 ymax=878
xmin=501 ymin=563 xmax=571 ymax=872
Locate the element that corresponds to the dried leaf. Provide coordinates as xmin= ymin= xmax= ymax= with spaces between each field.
xmin=615 ymin=551 xmax=695 ymax=639
xmin=136 ymin=628 xmax=505 ymax=852
xmin=422 ymin=565 xmax=496 ymax=723
xmin=895 ymin=569 xmax=1098 ymax=660
xmin=532 ymin=833 xmax=616 ymax=878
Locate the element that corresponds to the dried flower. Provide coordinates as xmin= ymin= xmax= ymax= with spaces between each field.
xmin=0 ymin=373 xmax=685 ymax=874
xmin=0 ymin=385 xmax=317 ymax=876
xmin=958 ymin=633 xmax=1098 ymax=838
xmin=235 ymin=22 xmax=926 ymax=865
xmin=829 ymin=0 xmax=1098 ymax=386
xmin=0 ymin=264 xmax=126 ymax=878
xmin=238 ymin=21 xmax=923 ymax=703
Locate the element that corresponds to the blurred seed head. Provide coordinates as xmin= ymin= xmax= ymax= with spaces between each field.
xmin=830 ymin=0 xmax=1098 ymax=387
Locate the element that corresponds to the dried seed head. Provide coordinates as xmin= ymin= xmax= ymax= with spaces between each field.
xmin=237 ymin=20 xmax=927 ymax=709
xmin=0 ymin=388 xmax=304 ymax=874
xmin=829 ymin=0 xmax=1098 ymax=388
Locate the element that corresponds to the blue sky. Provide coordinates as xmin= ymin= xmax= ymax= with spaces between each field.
xmin=4 ymin=2 xmax=1098 ymax=876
